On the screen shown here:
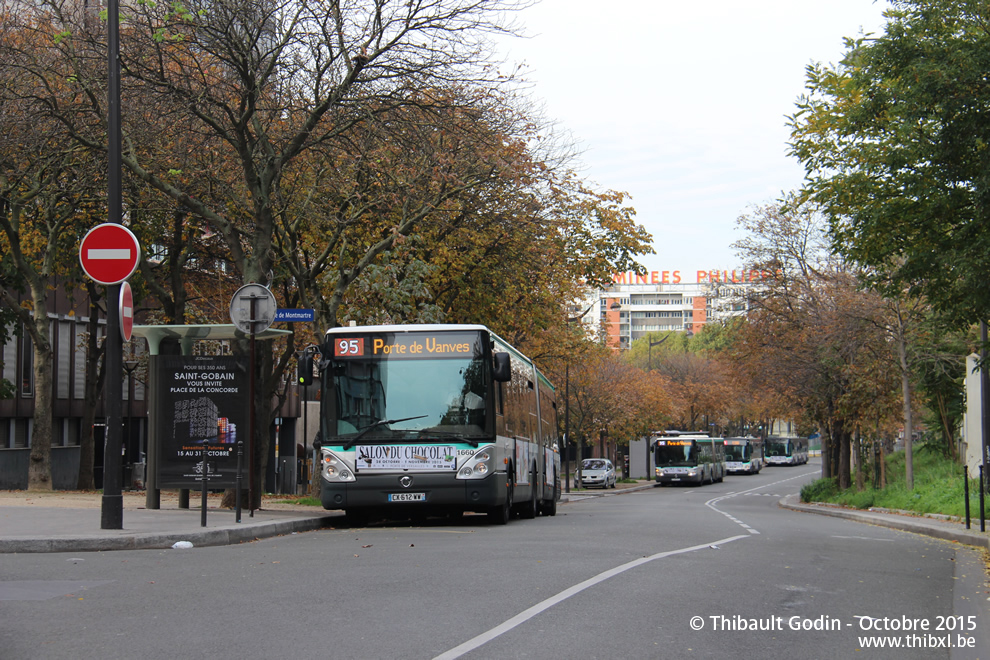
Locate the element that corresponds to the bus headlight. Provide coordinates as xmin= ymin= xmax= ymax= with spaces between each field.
xmin=322 ymin=451 xmax=355 ymax=482
xmin=457 ymin=447 xmax=494 ymax=480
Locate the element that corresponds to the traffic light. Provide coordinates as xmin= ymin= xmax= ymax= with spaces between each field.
xmin=297 ymin=352 xmax=314 ymax=386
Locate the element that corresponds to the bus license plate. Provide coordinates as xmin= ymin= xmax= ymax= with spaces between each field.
xmin=388 ymin=492 xmax=425 ymax=502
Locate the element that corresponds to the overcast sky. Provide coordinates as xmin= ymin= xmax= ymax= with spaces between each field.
xmin=495 ymin=0 xmax=890 ymax=280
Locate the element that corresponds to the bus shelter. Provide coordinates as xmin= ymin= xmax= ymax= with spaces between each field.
xmin=132 ymin=324 xmax=292 ymax=509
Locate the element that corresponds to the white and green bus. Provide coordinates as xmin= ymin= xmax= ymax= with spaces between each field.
xmin=652 ymin=432 xmax=725 ymax=485
xmin=305 ymin=324 xmax=560 ymax=525
xmin=723 ymin=437 xmax=763 ymax=474
xmin=764 ymin=436 xmax=809 ymax=466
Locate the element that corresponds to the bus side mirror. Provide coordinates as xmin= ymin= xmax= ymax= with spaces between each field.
xmin=493 ymin=352 xmax=511 ymax=382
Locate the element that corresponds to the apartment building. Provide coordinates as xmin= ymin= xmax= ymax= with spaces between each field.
xmin=592 ymin=268 xmax=768 ymax=348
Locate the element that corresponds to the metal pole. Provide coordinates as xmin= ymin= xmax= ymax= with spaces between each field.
xmin=200 ymin=459 xmax=208 ymax=527
xmin=564 ymin=362 xmax=570 ymax=493
xmin=964 ymin=465 xmax=970 ymax=530
xmin=126 ymin=367 xmax=133 ymax=489
xmin=123 ymin=361 xmax=137 ymax=490
xmin=235 ymin=440 xmax=243 ymax=523
xmin=982 ymin=322 xmax=989 ymax=510
xmin=980 ymin=465 xmax=985 ymax=533
xmin=302 ymin=373 xmax=308 ymax=493
xmin=100 ymin=0 xmax=123 ymax=530
xmin=249 ymin=296 xmax=257 ymax=517
xmin=145 ymin=356 xmax=160 ymax=509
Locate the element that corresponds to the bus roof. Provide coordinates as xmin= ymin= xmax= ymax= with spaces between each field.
xmin=323 ymin=323 xmax=556 ymax=393
xmin=325 ymin=323 xmax=489 ymax=335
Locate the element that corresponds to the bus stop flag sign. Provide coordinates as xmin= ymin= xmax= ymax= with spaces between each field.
xmin=79 ymin=223 xmax=141 ymax=285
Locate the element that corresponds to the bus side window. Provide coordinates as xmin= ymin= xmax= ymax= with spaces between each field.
xmin=495 ymin=380 xmax=504 ymax=416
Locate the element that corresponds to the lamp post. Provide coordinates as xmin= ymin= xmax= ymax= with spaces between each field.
xmin=564 ymin=361 xmax=570 ymax=493
xmin=564 ymin=303 xmax=596 ymax=492
xmin=644 ymin=333 xmax=670 ymax=480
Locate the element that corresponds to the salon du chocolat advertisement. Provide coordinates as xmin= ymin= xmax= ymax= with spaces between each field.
xmin=157 ymin=355 xmax=248 ymax=488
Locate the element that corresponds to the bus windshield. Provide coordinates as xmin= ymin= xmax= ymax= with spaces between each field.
xmin=725 ymin=444 xmax=751 ymax=461
xmin=655 ymin=442 xmax=698 ymax=467
xmin=325 ymin=335 xmax=490 ymax=441
xmin=767 ymin=441 xmax=791 ymax=456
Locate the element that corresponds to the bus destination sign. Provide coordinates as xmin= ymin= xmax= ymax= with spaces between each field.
xmin=333 ymin=333 xmax=480 ymax=359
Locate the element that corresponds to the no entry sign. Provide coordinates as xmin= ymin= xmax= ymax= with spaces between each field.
xmin=119 ymin=281 xmax=134 ymax=342
xmin=79 ymin=223 xmax=141 ymax=285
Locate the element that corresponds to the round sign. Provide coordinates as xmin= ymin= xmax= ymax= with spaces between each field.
xmin=119 ymin=281 xmax=134 ymax=342
xmin=229 ymin=283 xmax=278 ymax=334
xmin=79 ymin=223 xmax=141 ymax=285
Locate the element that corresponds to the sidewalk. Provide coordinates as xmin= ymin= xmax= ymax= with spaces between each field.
xmin=2 ymin=485 xmax=987 ymax=553
xmin=0 ymin=490 xmax=339 ymax=553
xmin=779 ymin=494 xmax=990 ymax=551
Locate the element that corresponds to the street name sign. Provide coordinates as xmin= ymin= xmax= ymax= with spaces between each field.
xmin=274 ymin=308 xmax=316 ymax=322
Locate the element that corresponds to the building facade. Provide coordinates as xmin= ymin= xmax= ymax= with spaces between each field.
xmin=591 ymin=268 xmax=769 ymax=348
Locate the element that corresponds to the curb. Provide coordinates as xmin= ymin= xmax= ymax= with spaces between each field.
xmin=3 ymin=482 xmax=657 ymax=553
xmin=560 ymin=483 xmax=655 ymax=503
xmin=0 ymin=514 xmax=338 ymax=554
xmin=779 ymin=494 xmax=990 ymax=551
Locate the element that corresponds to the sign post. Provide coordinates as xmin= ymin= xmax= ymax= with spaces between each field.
xmin=79 ymin=224 xmax=140 ymax=529
xmin=230 ymin=284 xmax=277 ymax=516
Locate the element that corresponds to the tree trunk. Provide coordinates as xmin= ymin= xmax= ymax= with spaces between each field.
xmin=895 ymin=320 xmax=914 ymax=489
xmin=77 ymin=293 xmax=105 ymax=490
xmin=837 ymin=426 xmax=851 ymax=490
xmin=27 ymin=306 xmax=53 ymax=490
xmin=880 ymin=441 xmax=886 ymax=488
xmin=820 ymin=425 xmax=831 ymax=479
xmin=854 ymin=429 xmax=864 ymax=491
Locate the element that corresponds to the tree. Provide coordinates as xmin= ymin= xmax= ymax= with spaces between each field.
xmin=0 ymin=102 xmax=99 ymax=489
xmin=5 ymin=0 xmax=654 ymax=498
xmin=13 ymin=0 xmax=545 ymax=506
xmin=560 ymin=346 xmax=670 ymax=468
xmin=789 ymin=0 xmax=990 ymax=327
xmin=733 ymin=198 xmax=902 ymax=489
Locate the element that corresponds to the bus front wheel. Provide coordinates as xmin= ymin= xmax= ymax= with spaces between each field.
xmin=488 ymin=474 xmax=513 ymax=525
xmin=344 ymin=509 xmax=368 ymax=527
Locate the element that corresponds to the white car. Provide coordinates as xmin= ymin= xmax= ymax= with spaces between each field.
xmin=575 ymin=458 xmax=616 ymax=489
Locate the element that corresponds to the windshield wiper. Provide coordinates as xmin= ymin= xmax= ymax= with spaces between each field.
xmin=341 ymin=415 xmax=428 ymax=450
xmin=415 ymin=428 xmax=481 ymax=447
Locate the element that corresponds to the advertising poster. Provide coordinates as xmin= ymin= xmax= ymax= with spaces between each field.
xmin=157 ymin=355 xmax=248 ymax=488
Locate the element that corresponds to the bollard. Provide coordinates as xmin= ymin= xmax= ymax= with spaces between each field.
xmin=964 ymin=466 xmax=970 ymax=530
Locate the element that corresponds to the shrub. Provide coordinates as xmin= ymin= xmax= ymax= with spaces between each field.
xmin=800 ymin=477 xmax=838 ymax=503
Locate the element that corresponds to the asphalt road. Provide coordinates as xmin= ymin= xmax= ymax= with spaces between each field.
xmin=2 ymin=460 xmax=987 ymax=660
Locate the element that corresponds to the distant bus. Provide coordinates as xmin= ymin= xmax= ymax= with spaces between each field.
xmin=723 ymin=437 xmax=763 ymax=474
xmin=764 ymin=436 xmax=809 ymax=466
xmin=308 ymin=324 xmax=560 ymax=525
xmin=652 ymin=432 xmax=725 ymax=485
